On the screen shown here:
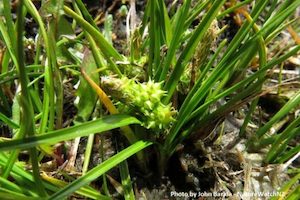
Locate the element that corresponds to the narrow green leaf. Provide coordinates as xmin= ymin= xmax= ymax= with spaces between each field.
xmin=156 ymin=0 xmax=192 ymax=81
xmin=256 ymin=90 xmax=300 ymax=138
xmin=63 ymin=6 xmax=122 ymax=61
xmin=119 ymin=159 xmax=135 ymax=200
xmin=0 ymin=112 xmax=19 ymax=129
xmin=164 ymin=0 xmax=226 ymax=102
xmin=266 ymin=116 xmax=300 ymax=163
xmin=0 ymin=115 xmax=140 ymax=151
xmin=0 ymin=188 xmax=39 ymax=200
xmin=49 ymin=140 xmax=152 ymax=200
xmin=270 ymin=173 xmax=300 ymax=200
xmin=75 ymin=49 xmax=99 ymax=121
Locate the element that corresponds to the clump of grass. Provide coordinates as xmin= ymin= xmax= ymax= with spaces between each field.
xmin=0 ymin=0 xmax=300 ymax=199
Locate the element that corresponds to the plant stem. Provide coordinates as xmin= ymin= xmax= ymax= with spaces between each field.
xmin=16 ymin=0 xmax=47 ymax=196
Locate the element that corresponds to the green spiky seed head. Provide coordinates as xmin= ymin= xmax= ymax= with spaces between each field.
xmin=101 ymin=76 xmax=176 ymax=130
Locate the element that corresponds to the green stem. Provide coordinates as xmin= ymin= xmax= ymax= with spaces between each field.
xmin=16 ymin=0 xmax=47 ymax=196
xmin=24 ymin=0 xmax=55 ymax=134
xmin=63 ymin=6 xmax=122 ymax=61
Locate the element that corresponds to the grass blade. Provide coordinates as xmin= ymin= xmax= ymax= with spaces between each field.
xmin=0 ymin=115 xmax=140 ymax=151
xmin=63 ymin=6 xmax=122 ymax=61
xmin=255 ymin=90 xmax=300 ymax=139
xmin=163 ymin=0 xmax=226 ymax=102
xmin=49 ymin=140 xmax=152 ymax=200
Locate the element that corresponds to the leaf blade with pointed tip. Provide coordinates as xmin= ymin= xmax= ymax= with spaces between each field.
xmin=0 ymin=115 xmax=140 ymax=151
xmin=49 ymin=140 xmax=152 ymax=200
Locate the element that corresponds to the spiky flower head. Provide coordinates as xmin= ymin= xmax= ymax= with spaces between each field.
xmin=101 ymin=76 xmax=176 ymax=130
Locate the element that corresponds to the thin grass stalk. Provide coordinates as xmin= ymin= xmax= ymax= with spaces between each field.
xmin=255 ymin=90 xmax=300 ymax=139
xmin=157 ymin=0 xmax=171 ymax=45
xmin=264 ymin=0 xmax=279 ymax=21
xmin=41 ymin=173 xmax=110 ymax=199
xmin=0 ymin=188 xmax=39 ymax=200
xmin=1 ymin=150 xmax=20 ymax=179
xmin=63 ymin=6 xmax=122 ymax=61
xmin=148 ymin=0 xmax=157 ymax=78
xmin=277 ymin=62 xmax=283 ymax=94
xmin=156 ymin=0 xmax=192 ymax=82
xmin=207 ymin=0 xmax=268 ymax=80
xmin=48 ymin=26 xmax=62 ymax=130
xmin=259 ymin=0 xmax=300 ymax=38
xmin=153 ymin=0 xmax=163 ymax=74
xmin=49 ymin=141 xmax=152 ymax=200
xmin=270 ymin=173 xmax=300 ymax=200
xmin=0 ymin=115 xmax=140 ymax=151
xmin=0 ymin=0 xmax=29 ymax=180
xmin=0 ymin=153 xmax=58 ymax=194
xmin=73 ymin=2 xmax=107 ymax=73
xmin=276 ymin=145 xmax=300 ymax=164
xmin=217 ymin=0 xmax=253 ymax=19
xmin=1 ymin=149 xmax=107 ymax=199
xmin=271 ymin=129 xmax=300 ymax=163
xmin=164 ymin=0 xmax=271 ymax=148
xmin=265 ymin=18 xmax=299 ymax=44
xmin=265 ymin=116 xmax=300 ymax=163
xmin=163 ymin=0 xmax=226 ymax=102
xmin=238 ymin=10 xmax=267 ymax=137
xmin=70 ymin=3 xmax=121 ymax=76
xmin=285 ymin=186 xmax=300 ymax=200
xmin=0 ymin=50 xmax=10 ymax=75
xmin=163 ymin=39 xmax=227 ymax=151
xmin=263 ymin=0 xmax=294 ymax=24
xmin=15 ymin=0 xmax=47 ymax=196
xmin=24 ymin=0 xmax=55 ymax=134
xmin=0 ymin=112 xmax=19 ymax=129
xmin=29 ymin=28 xmax=43 ymax=114
xmin=82 ymin=134 xmax=94 ymax=174
xmin=44 ymin=7 xmax=64 ymax=130
xmin=74 ymin=0 xmax=98 ymax=29
xmin=101 ymin=135 xmax=111 ymax=197
xmin=118 ymin=143 xmax=135 ymax=200
xmin=0 ymin=176 xmax=31 ymax=195
xmin=184 ymin=0 xmax=210 ymax=29
xmin=175 ymin=42 xmax=254 ymax=138
xmin=185 ymin=41 xmax=246 ymax=121
xmin=190 ymin=80 xmax=264 ymax=135
xmin=0 ymin=21 xmax=19 ymax=68
xmin=139 ymin=0 xmax=150 ymax=36
xmin=206 ymin=39 xmax=259 ymax=99
xmin=3 ymin=0 xmax=17 ymax=51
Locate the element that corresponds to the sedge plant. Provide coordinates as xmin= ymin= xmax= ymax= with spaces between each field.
xmin=0 ymin=0 xmax=299 ymax=199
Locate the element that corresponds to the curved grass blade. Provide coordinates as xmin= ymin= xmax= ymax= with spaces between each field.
xmin=41 ymin=173 xmax=110 ymax=200
xmin=255 ymin=90 xmax=300 ymax=139
xmin=24 ymin=0 xmax=55 ymax=134
xmin=0 ymin=188 xmax=40 ymax=200
xmin=49 ymin=140 xmax=152 ymax=200
xmin=63 ymin=6 xmax=122 ymax=61
xmin=265 ymin=116 xmax=300 ymax=163
xmin=15 ymin=0 xmax=47 ymax=196
xmin=0 ymin=112 xmax=19 ymax=129
xmin=163 ymin=0 xmax=226 ymax=102
xmin=0 ymin=115 xmax=140 ymax=151
xmin=156 ymin=0 xmax=192 ymax=82
xmin=276 ymin=144 xmax=300 ymax=164
xmin=270 ymin=173 xmax=300 ymax=200
xmin=0 ymin=152 xmax=105 ymax=199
